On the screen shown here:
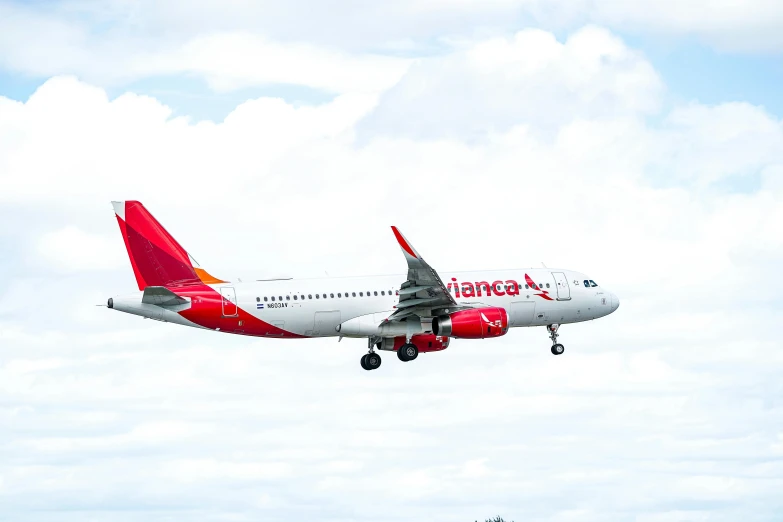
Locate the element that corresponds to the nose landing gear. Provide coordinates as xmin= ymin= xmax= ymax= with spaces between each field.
xmin=548 ymin=324 xmax=564 ymax=355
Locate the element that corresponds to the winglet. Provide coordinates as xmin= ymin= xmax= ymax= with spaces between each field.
xmin=391 ymin=226 xmax=421 ymax=260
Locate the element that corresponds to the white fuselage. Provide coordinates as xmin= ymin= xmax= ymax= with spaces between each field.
xmin=214 ymin=268 xmax=616 ymax=338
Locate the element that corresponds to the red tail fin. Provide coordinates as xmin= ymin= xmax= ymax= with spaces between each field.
xmin=112 ymin=201 xmax=224 ymax=290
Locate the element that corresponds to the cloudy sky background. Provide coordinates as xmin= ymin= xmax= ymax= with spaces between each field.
xmin=1 ymin=0 xmax=783 ymax=520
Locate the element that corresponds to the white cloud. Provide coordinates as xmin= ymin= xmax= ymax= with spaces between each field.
xmin=0 ymin=3 xmax=410 ymax=95
xmin=2 ymin=0 xmax=782 ymax=72
xmin=360 ymin=26 xmax=663 ymax=138
xmin=1 ymin=25 xmax=783 ymax=521
xmin=37 ymin=226 xmax=126 ymax=272
xmin=563 ymin=0 xmax=783 ymax=52
xmin=140 ymin=33 xmax=411 ymax=94
xmin=651 ymin=102 xmax=783 ymax=186
xmin=161 ymin=459 xmax=292 ymax=483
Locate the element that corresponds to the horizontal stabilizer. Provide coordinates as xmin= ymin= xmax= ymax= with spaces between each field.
xmin=142 ymin=286 xmax=190 ymax=307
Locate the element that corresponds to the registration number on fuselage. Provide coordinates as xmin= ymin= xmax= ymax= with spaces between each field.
xmin=267 ymin=302 xmax=288 ymax=308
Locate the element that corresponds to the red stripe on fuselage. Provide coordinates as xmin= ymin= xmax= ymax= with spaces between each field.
xmin=171 ymin=284 xmax=306 ymax=339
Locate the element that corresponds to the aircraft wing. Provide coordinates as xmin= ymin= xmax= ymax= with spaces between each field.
xmin=386 ymin=226 xmax=466 ymax=323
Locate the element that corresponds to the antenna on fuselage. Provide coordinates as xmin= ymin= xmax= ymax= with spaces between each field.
xmin=541 ymin=262 xmax=548 ymax=268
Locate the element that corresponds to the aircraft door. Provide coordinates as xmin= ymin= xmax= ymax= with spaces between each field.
xmin=221 ymin=287 xmax=238 ymax=317
xmin=551 ymin=272 xmax=571 ymax=301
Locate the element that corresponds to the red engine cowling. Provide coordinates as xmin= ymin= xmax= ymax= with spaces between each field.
xmin=379 ymin=334 xmax=450 ymax=353
xmin=432 ymin=307 xmax=509 ymax=339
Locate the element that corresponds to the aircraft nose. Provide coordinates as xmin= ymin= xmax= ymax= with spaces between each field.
xmin=610 ymin=293 xmax=620 ymax=312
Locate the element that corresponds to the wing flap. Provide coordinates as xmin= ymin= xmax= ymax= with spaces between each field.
xmin=396 ymin=297 xmax=443 ymax=309
xmin=398 ymin=285 xmax=435 ymax=296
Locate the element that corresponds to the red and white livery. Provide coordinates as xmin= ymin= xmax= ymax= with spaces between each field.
xmin=107 ymin=201 xmax=619 ymax=370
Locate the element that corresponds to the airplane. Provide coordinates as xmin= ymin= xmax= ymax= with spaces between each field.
xmin=107 ymin=201 xmax=619 ymax=370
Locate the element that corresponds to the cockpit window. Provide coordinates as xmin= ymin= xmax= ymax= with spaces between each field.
xmin=589 ymin=280 xmax=598 ymax=287
xmin=584 ymin=280 xmax=589 ymax=288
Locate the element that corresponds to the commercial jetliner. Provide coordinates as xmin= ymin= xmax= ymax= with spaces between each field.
xmin=107 ymin=201 xmax=619 ymax=370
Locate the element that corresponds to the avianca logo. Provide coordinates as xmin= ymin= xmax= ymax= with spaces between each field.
xmin=524 ymin=273 xmax=553 ymax=301
xmin=480 ymin=312 xmax=504 ymax=328
xmin=447 ymin=275 xmax=553 ymax=301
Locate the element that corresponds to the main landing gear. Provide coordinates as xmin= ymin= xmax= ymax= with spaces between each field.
xmin=361 ymin=352 xmax=382 ymax=370
xmin=397 ymin=343 xmax=419 ymax=362
xmin=548 ymin=324 xmax=565 ymax=355
xmin=361 ymin=337 xmax=383 ymax=371
xmin=360 ymin=338 xmax=421 ymax=370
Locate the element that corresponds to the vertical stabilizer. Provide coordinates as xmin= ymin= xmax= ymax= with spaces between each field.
xmin=111 ymin=201 xmax=224 ymax=290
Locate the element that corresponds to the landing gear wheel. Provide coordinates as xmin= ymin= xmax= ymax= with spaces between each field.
xmin=547 ymin=324 xmax=564 ymax=355
xmin=360 ymin=354 xmax=370 ymax=370
xmin=398 ymin=343 xmax=419 ymax=362
xmin=365 ymin=352 xmax=382 ymax=370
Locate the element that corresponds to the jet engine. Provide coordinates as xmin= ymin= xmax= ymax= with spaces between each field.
xmin=378 ymin=334 xmax=450 ymax=352
xmin=432 ymin=307 xmax=509 ymax=339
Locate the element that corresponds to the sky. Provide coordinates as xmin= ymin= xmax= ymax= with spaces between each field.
xmin=1 ymin=1 xmax=782 ymax=521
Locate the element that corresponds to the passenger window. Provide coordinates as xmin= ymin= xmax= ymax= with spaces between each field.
xmin=590 ymin=280 xmax=598 ymax=287
xmin=381 ymin=291 xmax=385 ymax=296
xmin=286 ymin=295 xmax=290 ymax=300
xmin=264 ymin=297 xmax=268 ymax=302
xmin=525 ymin=285 xmax=529 ymax=289
xmin=584 ymin=280 xmax=590 ymax=288
xmin=546 ymin=283 xmax=550 ymax=288
xmin=330 ymin=293 xmax=334 ymax=298
xmin=337 ymin=293 xmax=341 ymax=298
xmin=256 ymin=297 xmax=260 ymax=302
xmin=359 ymin=292 xmax=364 ymax=297
xmin=308 ymin=294 xmax=312 ymax=299
xmin=323 ymin=294 xmax=327 ymax=298
xmin=374 ymin=291 xmax=378 ymax=296
xmin=352 ymin=292 xmax=356 ymax=297
xmin=294 ymin=295 xmax=298 ymax=300
xmin=316 ymin=294 xmax=320 ymax=299
xmin=271 ymin=296 xmax=275 ymax=301
xmin=279 ymin=296 xmax=282 ymax=301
